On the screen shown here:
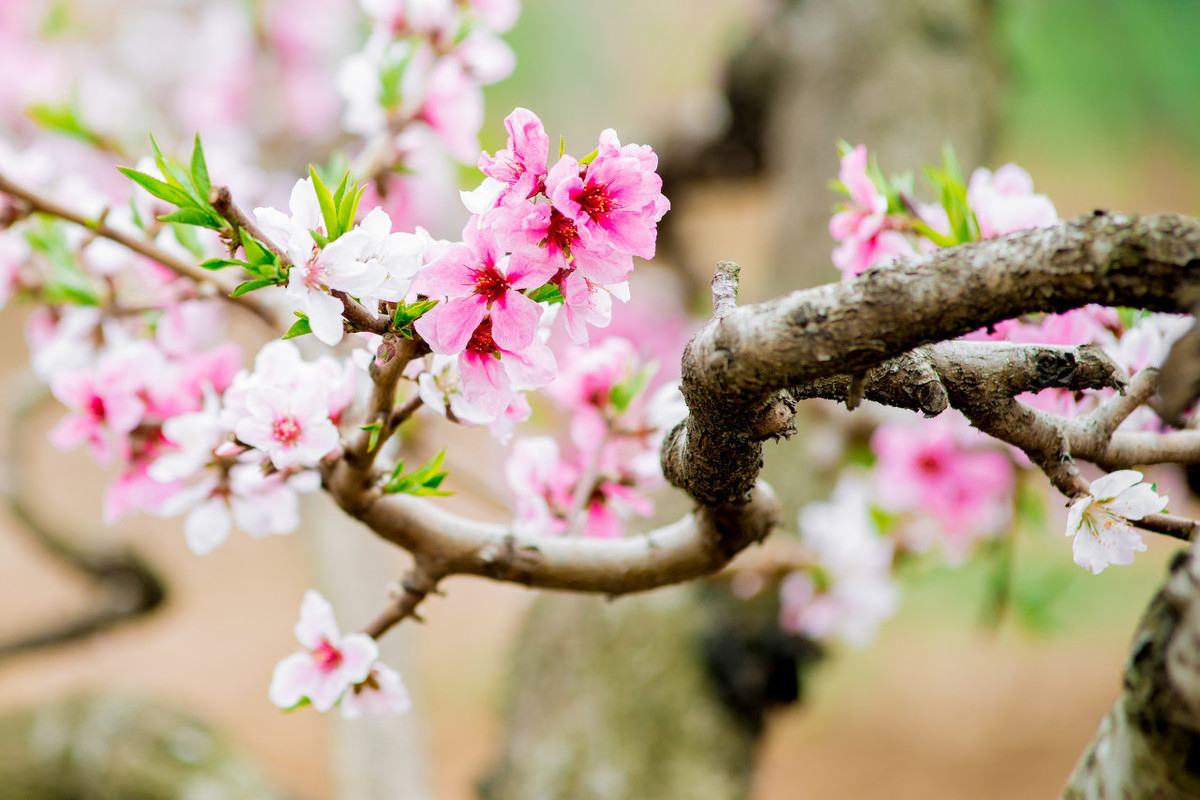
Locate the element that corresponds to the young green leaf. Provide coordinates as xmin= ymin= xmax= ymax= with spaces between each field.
xmin=383 ymin=450 xmax=452 ymax=496
xmin=526 ymin=283 xmax=564 ymax=305
xmin=309 ymin=165 xmax=339 ymax=240
xmin=170 ymin=222 xmax=206 ymax=258
xmin=361 ymin=421 xmax=383 ymax=453
xmin=117 ymin=167 xmax=197 ymax=209
xmin=189 ymin=133 xmax=211 ymax=203
xmin=231 ymin=278 xmax=279 ymax=298
xmin=158 ymin=207 xmax=224 ymax=230
xmin=199 ymin=257 xmax=252 ymax=271
xmin=393 ymin=298 xmax=439 ymax=329
xmin=609 ymin=363 xmax=655 ymax=414
xmin=241 ymin=234 xmax=279 ymax=269
xmin=283 ymin=314 xmax=313 ymax=340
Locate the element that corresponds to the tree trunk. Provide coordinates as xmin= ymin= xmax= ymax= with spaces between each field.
xmin=481 ymin=586 xmax=817 ymax=800
xmin=1062 ymin=542 xmax=1200 ymax=799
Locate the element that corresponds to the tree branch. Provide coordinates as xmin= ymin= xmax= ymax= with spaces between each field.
xmin=0 ymin=171 xmax=275 ymax=327
xmin=665 ymin=212 xmax=1200 ymax=505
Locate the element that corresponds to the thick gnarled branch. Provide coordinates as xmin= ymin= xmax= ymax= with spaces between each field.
xmin=666 ymin=212 xmax=1200 ymax=506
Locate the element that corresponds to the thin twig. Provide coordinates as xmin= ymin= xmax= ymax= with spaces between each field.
xmin=0 ymin=171 xmax=276 ymax=327
xmin=360 ymin=563 xmax=444 ymax=638
xmin=209 ymin=184 xmax=292 ymax=265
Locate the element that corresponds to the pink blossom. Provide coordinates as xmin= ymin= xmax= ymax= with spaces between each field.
xmin=555 ymin=271 xmax=627 ymax=345
xmin=419 ymin=56 xmax=485 ymax=163
xmin=104 ymin=464 xmax=182 ymax=524
xmin=157 ymin=465 xmax=308 ymax=555
xmin=269 ymin=590 xmax=380 ymax=713
xmin=415 ymin=215 xmax=555 ymax=353
xmin=831 ymin=228 xmax=915 ymax=278
xmin=545 ymin=129 xmax=669 ymax=260
xmin=827 ymin=144 xmax=916 ymax=278
xmin=967 ymin=164 xmax=1058 ymax=239
xmin=829 ymin=144 xmax=887 ymax=241
xmin=547 ymin=337 xmax=638 ymax=413
xmin=455 ymin=318 xmax=557 ymax=415
xmin=870 ymin=414 xmax=1015 ymax=559
xmin=49 ymin=346 xmax=151 ymax=464
xmin=478 ymin=107 xmax=549 ymax=205
xmin=234 ymin=383 xmax=341 ymax=470
xmin=780 ymin=478 xmax=899 ymax=646
xmin=498 ymin=201 xmax=634 ymax=288
xmin=340 ymin=662 xmax=413 ymax=719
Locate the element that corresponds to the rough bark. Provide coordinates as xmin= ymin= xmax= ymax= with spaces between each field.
xmin=480 ymin=587 xmax=818 ymax=800
xmin=1062 ymin=542 xmax=1200 ymax=799
xmin=0 ymin=694 xmax=291 ymax=800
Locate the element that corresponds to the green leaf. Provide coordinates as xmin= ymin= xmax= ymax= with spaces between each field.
xmin=910 ymin=219 xmax=956 ymax=249
xmin=392 ymin=298 xmax=438 ymax=329
xmin=189 ymin=133 xmax=211 ymax=203
xmin=610 ymin=363 xmax=655 ymax=414
xmin=170 ymin=222 xmax=205 ymax=258
xmin=151 ymin=135 xmax=199 ymax=198
xmin=43 ymin=281 xmax=101 ymax=306
xmin=577 ymin=147 xmax=599 ymax=167
xmin=158 ymin=207 xmax=224 ymax=230
xmin=311 ymin=151 xmax=350 ymax=188
xmin=117 ymin=167 xmax=196 ymax=208
xmin=525 ymin=283 xmax=564 ymax=305
xmin=383 ymin=449 xmax=452 ymax=496
xmin=282 ymin=315 xmax=313 ymax=340
xmin=199 ymin=257 xmax=251 ymax=271
xmin=231 ymin=278 xmax=278 ymax=297
xmin=241 ymin=235 xmax=278 ymax=269
xmin=309 ymin=165 xmax=339 ymax=240
xmin=27 ymin=100 xmax=101 ymax=146
xmin=24 ymin=219 xmax=100 ymax=305
xmin=559 ymin=135 xmax=566 ymax=159
xmin=361 ymin=421 xmax=383 ymax=453
xmin=280 ymin=696 xmax=312 ymax=713
xmin=337 ymin=183 xmax=365 ymax=235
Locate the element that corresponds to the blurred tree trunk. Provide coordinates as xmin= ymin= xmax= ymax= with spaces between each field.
xmin=485 ymin=2 xmax=1002 ymax=798
xmin=481 ymin=586 xmax=817 ymax=800
xmin=1062 ymin=544 xmax=1200 ymax=800
xmin=310 ymin=497 xmax=434 ymax=800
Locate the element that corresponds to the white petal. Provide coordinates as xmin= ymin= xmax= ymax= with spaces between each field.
xmin=1089 ymin=470 xmax=1144 ymax=501
xmin=1107 ymin=483 xmax=1168 ymax=520
xmin=184 ymin=499 xmax=232 ymax=555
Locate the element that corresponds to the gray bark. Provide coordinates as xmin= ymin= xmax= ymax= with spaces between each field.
xmin=1062 ymin=541 xmax=1200 ymax=799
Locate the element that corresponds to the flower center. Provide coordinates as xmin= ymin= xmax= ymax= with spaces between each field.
xmin=546 ymin=208 xmax=578 ymax=255
xmin=466 ymin=318 xmax=498 ymax=355
xmin=314 ymin=640 xmax=343 ymax=671
xmin=472 ymin=264 xmax=509 ymax=304
xmin=577 ymin=182 xmax=618 ymax=218
xmin=916 ymin=453 xmax=943 ymax=475
xmin=273 ymin=416 xmax=302 ymax=445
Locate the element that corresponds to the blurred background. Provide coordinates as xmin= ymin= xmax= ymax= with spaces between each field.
xmin=2 ymin=0 xmax=1200 ymax=797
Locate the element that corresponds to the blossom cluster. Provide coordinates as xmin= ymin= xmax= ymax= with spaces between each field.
xmin=270 ymin=590 xmax=411 ymax=717
xmin=506 ymin=337 xmax=686 ymax=538
xmin=829 ymin=143 xmax=1060 ymax=279
xmin=778 ymin=477 xmax=900 ymax=647
xmin=413 ymin=108 xmax=670 ymax=414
